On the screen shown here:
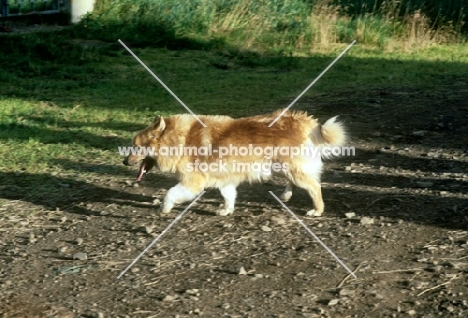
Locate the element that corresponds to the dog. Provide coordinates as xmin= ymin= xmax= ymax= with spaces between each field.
xmin=123 ymin=109 xmax=346 ymax=216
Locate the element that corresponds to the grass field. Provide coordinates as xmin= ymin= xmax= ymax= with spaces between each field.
xmin=1 ymin=30 xmax=466 ymax=199
xmin=80 ymin=0 xmax=467 ymax=52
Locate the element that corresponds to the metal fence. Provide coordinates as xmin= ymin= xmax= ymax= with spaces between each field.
xmin=1 ymin=0 xmax=63 ymax=17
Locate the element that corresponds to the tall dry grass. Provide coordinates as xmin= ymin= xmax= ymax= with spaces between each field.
xmin=81 ymin=0 xmax=466 ymax=53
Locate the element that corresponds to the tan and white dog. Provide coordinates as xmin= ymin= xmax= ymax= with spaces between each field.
xmin=123 ymin=109 xmax=346 ymax=216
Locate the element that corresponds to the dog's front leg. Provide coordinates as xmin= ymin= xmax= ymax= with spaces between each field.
xmin=161 ymin=183 xmax=200 ymax=214
xmin=217 ymin=184 xmax=237 ymax=216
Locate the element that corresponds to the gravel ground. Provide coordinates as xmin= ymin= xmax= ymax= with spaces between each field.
xmin=1 ymin=84 xmax=468 ymax=317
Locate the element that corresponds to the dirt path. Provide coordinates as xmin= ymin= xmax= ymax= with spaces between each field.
xmin=1 ymin=83 xmax=467 ymax=317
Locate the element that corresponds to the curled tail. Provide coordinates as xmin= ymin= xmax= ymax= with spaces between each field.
xmin=310 ymin=116 xmax=347 ymax=147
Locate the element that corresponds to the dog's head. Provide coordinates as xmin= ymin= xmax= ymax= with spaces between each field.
xmin=123 ymin=115 xmax=166 ymax=181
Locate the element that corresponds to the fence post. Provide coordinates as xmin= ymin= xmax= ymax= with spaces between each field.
xmin=1 ymin=0 xmax=8 ymax=17
xmin=62 ymin=0 xmax=95 ymax=23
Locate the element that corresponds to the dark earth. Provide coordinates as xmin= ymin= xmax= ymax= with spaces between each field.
xmin=1 ymin=81 xmax=468 ymax=317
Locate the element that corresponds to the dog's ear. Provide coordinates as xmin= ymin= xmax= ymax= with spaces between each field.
xmin=152 ymin=115 xmax=166 ymax=131
xmin=149 ymin=115 xmax=166 ymax=139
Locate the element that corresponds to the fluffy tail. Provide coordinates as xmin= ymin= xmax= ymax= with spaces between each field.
xmin=310 ymin=116 xmax=347 ymax=147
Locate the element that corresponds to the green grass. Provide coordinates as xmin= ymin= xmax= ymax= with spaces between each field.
xmin=1 ymin=34 xmax=467 ymax=175
xmin=77 ymin=0 xmax=467 ymax=53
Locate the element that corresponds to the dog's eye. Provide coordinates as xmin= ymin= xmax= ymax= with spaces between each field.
xmin=150 ymin=134 xmax=159 ymax=140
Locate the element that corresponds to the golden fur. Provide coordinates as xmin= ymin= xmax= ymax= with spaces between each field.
xmin=123 ymin=109 xmax=346 ymax=216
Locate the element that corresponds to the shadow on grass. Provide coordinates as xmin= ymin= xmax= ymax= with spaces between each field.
xmin=0 ymin=123 xmax=126 ymax=150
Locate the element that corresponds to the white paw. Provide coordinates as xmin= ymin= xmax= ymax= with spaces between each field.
xmin=306 ymin=209 xmax=322 ymax=217
xmin=216 ymin=208 xmax=233 ymax=216
xmin=279 ymin=192 xmax=292 ymax=202
xmin=160 ymin=203 xmax=173 ymax=214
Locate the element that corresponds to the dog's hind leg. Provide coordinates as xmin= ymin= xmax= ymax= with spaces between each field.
xmin=279 ymin=182 xmax=295 ymax=202
xmin=291 ymin=175 xmax=324 ymax=217
xmin=304 ymin=179 xmax=324 ymax=217
xmin=217 ymin=184 xmax=237 ymax=216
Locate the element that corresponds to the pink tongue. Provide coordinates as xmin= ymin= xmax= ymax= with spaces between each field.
xmin=137 ymin=160 xmax=146 ymax=181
